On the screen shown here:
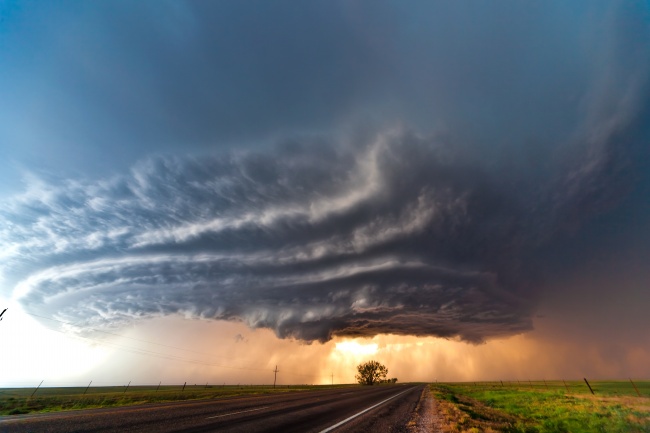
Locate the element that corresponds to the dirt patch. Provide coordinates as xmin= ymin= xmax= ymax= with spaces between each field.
xmin=429 ymin=386 xmax=528 ymax=433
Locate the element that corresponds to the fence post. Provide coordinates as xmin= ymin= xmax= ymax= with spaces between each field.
xmin=583 ymin=378 xmax=594 ymax=395
xmin=30 ymin=380 xmax=44 ymax=399
xmin=124 ymin=381 xmax=131 ymax=393
xmin=182 ymin=382 xmax=186 ymax=391
xmin=630 ymin=378 xmax=641 ymax=397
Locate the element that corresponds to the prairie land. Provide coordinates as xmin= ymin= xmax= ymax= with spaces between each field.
xmin=0 ymin=384 xmax=354 ymax=416
xmin=430 ymin=380 xmax=650 ymax=433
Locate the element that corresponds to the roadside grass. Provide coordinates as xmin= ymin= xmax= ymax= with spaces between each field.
xmin=0 ymin=384 xmax=356 ymax=416
xmin=430 ymin=381 xmax=650 ymax=433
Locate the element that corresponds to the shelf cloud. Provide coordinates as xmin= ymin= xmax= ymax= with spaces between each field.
xmin=5 ymin=108 xmax=649 ymax=342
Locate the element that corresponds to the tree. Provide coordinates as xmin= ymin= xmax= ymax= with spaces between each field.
xmin=355 ymin=360 xmax=388 ymax=385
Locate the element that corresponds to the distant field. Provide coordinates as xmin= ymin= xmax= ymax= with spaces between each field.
xmin=0 ymin=384 xmax=356 ymax=416
xmin=431 ymin=380 xmax=650 ymax=433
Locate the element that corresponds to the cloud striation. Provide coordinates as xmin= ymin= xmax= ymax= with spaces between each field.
xmin=4 ymin=103 xmax=649 ymax=343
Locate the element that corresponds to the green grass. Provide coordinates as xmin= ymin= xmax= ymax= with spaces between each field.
xmin=0 ymin=384 xmax=356 ymax=416
xmin=430 ymin=381 xmax=650 ymax=433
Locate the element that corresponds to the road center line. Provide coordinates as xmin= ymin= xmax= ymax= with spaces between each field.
xmin=205 ymin=406 xmax=270 ymax=419
xmin=319 ymin=388 xmax=412 ymax=433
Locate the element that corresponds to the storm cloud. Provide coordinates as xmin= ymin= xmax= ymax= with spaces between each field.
xmin=1 ymin=1 xmax=650 ymax=346
xmin=5 ymin=109 xmax=649 ymax=343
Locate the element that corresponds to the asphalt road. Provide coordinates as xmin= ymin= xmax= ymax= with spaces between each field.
xmin=0 ymin=384 xmax=425 ymax=433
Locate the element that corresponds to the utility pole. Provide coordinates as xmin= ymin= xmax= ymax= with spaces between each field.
xmin=273 ymin=366 xmax=279 ymax=388
xmin=331 ymin=372 xmax=334 ymax=386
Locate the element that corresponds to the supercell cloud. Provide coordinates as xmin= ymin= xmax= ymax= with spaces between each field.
xmin=1 ymin=1 xmax=650 ymax=345
xmin=4 ymin=118 xmax=649 ymax=343
xmin=5 ymin=134 xmax=539 ymax=342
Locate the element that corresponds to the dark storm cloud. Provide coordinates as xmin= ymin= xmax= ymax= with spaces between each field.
xmin=2 ymin=1 xmax=650 ymax=343
xmin=2 ymin=132 xmax=531 ymax=342
xmin=5 ymin=93 xmax=650 ymax=342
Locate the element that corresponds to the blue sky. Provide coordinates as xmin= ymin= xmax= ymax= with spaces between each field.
xmin=1 ymin=0 xmax=650 ymax=385
xmin=0 ymin=1 xmax=608 ymax=191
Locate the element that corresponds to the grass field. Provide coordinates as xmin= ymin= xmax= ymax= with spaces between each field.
xmin=0 ymin=384 xmax=355 ymax=416
xmin=431 ymin=381 xmax=650 ymax=433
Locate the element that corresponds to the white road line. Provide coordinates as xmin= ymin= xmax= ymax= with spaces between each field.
xmin=318 ymin=388 xmax=412 ymax=433
xmin=205 ymin=406 xmax=270 ymax=419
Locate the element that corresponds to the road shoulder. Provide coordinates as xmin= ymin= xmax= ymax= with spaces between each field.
xmin=408 ymin=385 xmax=444 ymax=433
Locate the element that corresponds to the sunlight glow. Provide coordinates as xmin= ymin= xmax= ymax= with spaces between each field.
xmin=0 ymin=299 xmax=110 ymax=387
xmin=334 ymin=341 xmax=379 ymax=356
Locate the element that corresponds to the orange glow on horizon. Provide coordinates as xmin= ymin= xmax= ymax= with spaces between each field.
xmin=4 ymin=313 xmax=650 ymax=387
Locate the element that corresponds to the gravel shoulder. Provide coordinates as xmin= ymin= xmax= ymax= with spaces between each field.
xmin=408 ymin=385 xmax=444 ymax=433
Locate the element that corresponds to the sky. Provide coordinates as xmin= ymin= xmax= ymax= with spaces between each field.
xmin=1 ymin=0 xmax=650 ymax=387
